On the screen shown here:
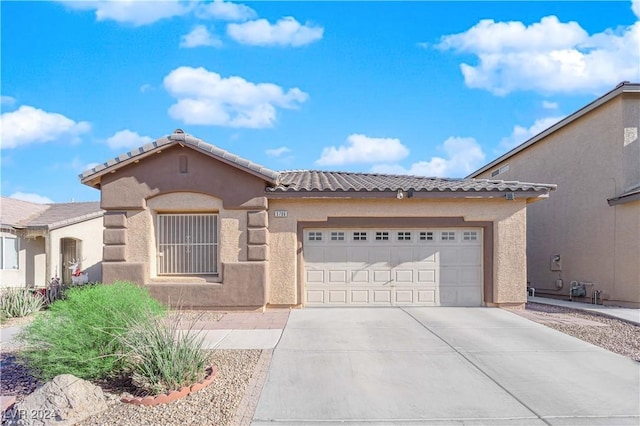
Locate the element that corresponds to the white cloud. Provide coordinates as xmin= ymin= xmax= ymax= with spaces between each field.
xmin=139 ymin=84 xmax=154 ymax=93
xmin=633 ymin=0 xmax=640 ymax=19
xmin=0 ymin=106 xmax=90 ymax=149
xmin=10 ymin=192 xmax=53 ymax=204
xmin=266 ymin=146 xmax=291 ymax=157
xmin=316 ymin=134 xmax=409 ymax=166
xmin=163 ymin=66 xmax=308 ymax=128
xmin=196 ymin=0 xmax=256 ymax=21
xmin=437 ymin=14 xmax=640 ymax=95
xmin=371 ymin=137 xmax=485 ymax=178
xmin=542 ymin=101 xmax=558 ymax=110
xmin=106 ymin=129 xmax=153 ymax=150
xmin=1 ymin=96 xmax=16 ymax=106
xmin=499 ymin=116 xmax=564 ymax=152
xmin=180 ymin=25 xmax=222 ymax=48
xmin=63 ymin=0 xmax=192 ymax=26
xmin=227 ymin=17 xmax=323 ymax=47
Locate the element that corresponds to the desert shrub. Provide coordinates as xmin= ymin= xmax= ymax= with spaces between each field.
xmin=0 ymin=288 xmax=45 ymax=320
xmin=17 ymin=281 xmax=166 ymax=380
xmin=120 ymin=314 xmax=208 ymax=395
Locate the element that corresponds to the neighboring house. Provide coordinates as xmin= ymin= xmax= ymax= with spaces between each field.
xmin=469 ymin=82 xmax=640 ymax=308
xmin=0 ymin=197 xmax=104 ymax=288
xmin=80 ymin=129 xmax=555 ymax=310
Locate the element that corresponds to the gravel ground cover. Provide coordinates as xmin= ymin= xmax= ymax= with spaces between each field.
xmin=518 ymin=302 xmax=640 ymax=361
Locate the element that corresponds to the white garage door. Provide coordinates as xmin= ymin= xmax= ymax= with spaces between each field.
xmin=304 ymin=228 xmax=483 ymax=307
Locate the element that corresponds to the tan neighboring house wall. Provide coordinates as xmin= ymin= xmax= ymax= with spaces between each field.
xmin=0 ymin=230 xmax=46 ymax=288
xmin=471 ymin=83 xmax=640 ymax=307
xmin=0 ymin=197 xmax=104 ymax=289
xmin=49 ymin=216 xmax=104 ymax=283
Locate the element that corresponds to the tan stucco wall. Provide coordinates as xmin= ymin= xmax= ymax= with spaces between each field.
xmin=141 ymin=192 xmax=248 ymax=279
xmin=0 ymin=232 xmax=45 ymax=288
xmin=476 ymin=93 xmax=640 ymax=306
xmin=49 ymin=216 xmax=104 ymax=284
xmin=267 ymin=197 xmax=528 ymax=306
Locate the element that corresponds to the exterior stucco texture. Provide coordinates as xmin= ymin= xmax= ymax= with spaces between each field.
xmin=93 ymin=137 xmax=542 ymax=309
xmin=475 ymin=90 xmax=640 ymax=307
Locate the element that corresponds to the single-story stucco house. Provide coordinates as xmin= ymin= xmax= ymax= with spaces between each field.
xmin=469 ymin=82 xmax=640 ymax=308
xmin=80 ymin=129 xmax=556 ymax=309
xmin=0 ymin=197 xmax=104 ymax=288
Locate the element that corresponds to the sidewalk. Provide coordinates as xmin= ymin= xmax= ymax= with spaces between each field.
xmin=528 ymin=296 xmax=640 ymax=325
xmin=1 ymin=309 xmax=291 ymax=352
xmin=190 ymin=310 xmax=290 ymax=350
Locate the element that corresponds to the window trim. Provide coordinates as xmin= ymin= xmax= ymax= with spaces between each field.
xmin=156 ymin=213 xmax=219 ymax=276
xmin=0 ymin=235 xmax=19 ymax=270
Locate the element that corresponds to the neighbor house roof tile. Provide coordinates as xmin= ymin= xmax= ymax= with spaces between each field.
xmin=1 ymin=198 xmax=103 ymax=230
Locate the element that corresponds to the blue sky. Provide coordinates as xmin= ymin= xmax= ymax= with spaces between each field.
xmin=1 ymin=0 xmax=639 ymax=204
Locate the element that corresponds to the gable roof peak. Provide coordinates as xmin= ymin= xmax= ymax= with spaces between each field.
xmin=80 ymin=130 xmax=280 ymax=188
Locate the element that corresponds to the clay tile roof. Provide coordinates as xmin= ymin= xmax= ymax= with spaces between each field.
xmin=0 ymin=197 xmax=103 ymax=230
xmin=268 ymin=170 xmax=556 ymax=194
xmin=0 ymin=197 xmax=49 ymax=227
xmin=80 ymin=130 xmax=279 ymax=185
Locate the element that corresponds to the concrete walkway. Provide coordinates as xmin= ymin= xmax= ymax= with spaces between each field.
xmin=529 ymin=296 xmax=640 ymax=325
xmin=1 ymin=310 xmax=291 ymax=352
xmin=253 ymin=307 xmax=640 ymax=425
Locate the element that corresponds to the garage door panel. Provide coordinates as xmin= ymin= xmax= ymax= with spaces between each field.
xmin=369 ymin=247 xmax=392 ymax=263
xmin=306 ymin=290 xmax=324 ymax=304
xmin=304 ymin=228 xmax=482 ymax=307
xmin=417 ymin=289 xmax=436 ymax=303
xmin=325 ymin=247 xmax=349 ymax=262
xmin=459 ymin=268 xmax=482 ymax=284
xmin=440 ymin=247 xmax=460 ymax=265
xmin=351 ymin=270 xmax=369 ymax=283
xmin=394 ymin=269 xmax=414 ymax=283
xmin=305 ymin=246 xmax=325 ymax=262
xmin=351 ymin=290 xmax=369 ymax=304
xmin=373 ymin=270 xmax=392 ymax=283
xmin=328 ymin=290 xmax=347 ymax=304
xmin=328 ymin=269 xmax=348 ymax=284
xmin=460 ymin=247 xmax=481 ymax=265
xmin=393 ymin=248 xmax=414 ymax=265
xmin=395 ymin=290 xmax=414 ymax=303
xmin=306 ymin=269 xmax=325 ymax=283
xmin=440 ymin=268 xmax=458 ymax=285
xmin=414 ymin=247 xmax=437 ymax=263
xmin=417 ymin=269 xmax=436 ymax=283
xmin=373 ymin=290 xmax=391 ymax=303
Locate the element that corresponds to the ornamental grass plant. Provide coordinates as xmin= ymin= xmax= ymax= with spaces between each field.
xmin=0 ymin=287 xmax=45 ymax=321
xmin=119 ymin=312 xmax=208 ymax=395
xmin=17 ymin=281 xmax=165 ymax=381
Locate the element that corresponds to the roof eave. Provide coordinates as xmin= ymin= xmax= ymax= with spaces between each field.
xmin=467 ymin=82 xmax=640 ymax=178
xmin=265 ymin=189 xmax=553 ymax=200
xmin=80 ymin=133 xmax=279 ymax=187
xmin=607 ymin=191 xmax=640 ymax=206
xmin=47 ymin=210 xmax=105 ymax=231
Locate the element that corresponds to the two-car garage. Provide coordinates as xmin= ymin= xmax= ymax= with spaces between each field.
xmin=303 ymin=227 xmax=483 ymax=307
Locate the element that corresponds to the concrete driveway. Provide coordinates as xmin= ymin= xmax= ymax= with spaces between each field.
xmin=253 ymin=307 xmax=640 ymax=425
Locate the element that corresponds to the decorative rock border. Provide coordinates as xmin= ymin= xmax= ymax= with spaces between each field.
xmin=120 ymin=366 xmax=218 ymax=406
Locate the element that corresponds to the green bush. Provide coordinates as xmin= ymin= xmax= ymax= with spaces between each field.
xmin=120 ymin=314 xmax=208 ymax=395
xmin=0 ymin=288 xmax=45 ymax=320
xmin=18 ymin=281 xmax=166 ymax=381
